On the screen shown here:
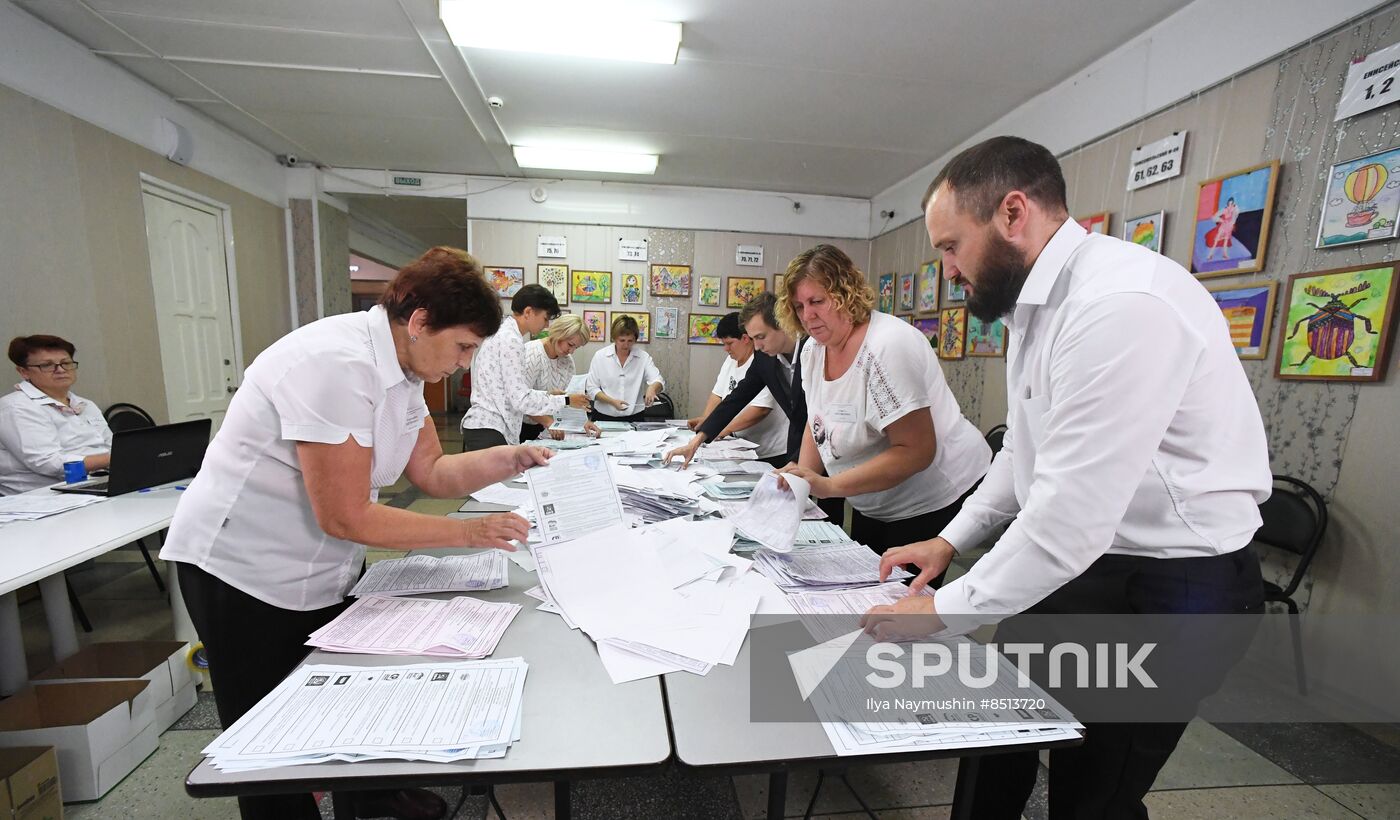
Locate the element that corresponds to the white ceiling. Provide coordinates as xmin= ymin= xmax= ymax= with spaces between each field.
xmin=18 ymin=0 xmax=1195 ymax=198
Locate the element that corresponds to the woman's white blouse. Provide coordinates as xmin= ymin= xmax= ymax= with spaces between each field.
xmin=159 ymin=306 xmax=428 ymax=610
xmin=0 ymin=381 xmax=113 ymax=495
xmin=522 ymin=339 xmax=575 ymax=394
xmin=586 ymin=345 xmax=664 ymax=418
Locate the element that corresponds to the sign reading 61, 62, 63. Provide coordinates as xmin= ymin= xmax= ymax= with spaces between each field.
xmin=1126 ymin=132 xmax=1187 ymax=192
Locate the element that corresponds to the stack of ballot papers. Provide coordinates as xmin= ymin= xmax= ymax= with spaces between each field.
xmin=307 ymin=595 xmax=520 ymax=658
xmin=708 ymin=460 xmax=775 ymax=476
xmin=752 ymin=541 xmax=910 ymax=591
xmin=697 ymin=438 xmax=760 ymax=460
xmin=349 ymin=552 xmax=509 ymax=596
xmin=0 ymin=491 xmax=105 ymax=523
xmin=791 ymin=635 xmax=1082 ymax=757
xmin=734 ymin=519 xmax=854 ymax=554
xmin=201 ymin=658 xmax=527 ymax=771
xmin=612 ymin=463 xmax=706 ymax=524
xmin=593 ymin=420 xmax=634 ymax=432
xmin=534 ymin=520 xmax=776 ymax=683
xmin=784 ymin=581 xmax=930 ymax=642
xmin=701 ymin=479 xmax=759 ymax=500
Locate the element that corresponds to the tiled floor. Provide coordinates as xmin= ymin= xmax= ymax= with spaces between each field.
xmin=11 ymin=415 xmax=1400 ymax=818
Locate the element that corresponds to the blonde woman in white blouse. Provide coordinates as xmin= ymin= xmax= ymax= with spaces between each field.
xmin=160 ymin=247 xmax=549 ymax=820
xmin=520 ymin=313 xmax=600 ymax=441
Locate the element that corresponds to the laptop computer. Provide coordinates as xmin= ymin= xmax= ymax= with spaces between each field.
xmin=53 ymin=418 xmax=213 ymax=496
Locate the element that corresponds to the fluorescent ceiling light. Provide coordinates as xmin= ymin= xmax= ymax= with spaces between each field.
xmin=440 ymin=0 xmax=681 ymax=64
xmin=514 ymin=145 xmax=659 ymax=175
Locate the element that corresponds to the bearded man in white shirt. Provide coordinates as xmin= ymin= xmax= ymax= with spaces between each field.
xmin=862 ymin=136 xmax=1271 ymax=818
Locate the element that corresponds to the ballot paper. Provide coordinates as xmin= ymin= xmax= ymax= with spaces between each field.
xmin=307 ymin=595 xmax=520 ymax=658
xmin=753 ymin=541 xmax=910 ymax=590
xmin=349 ymin=552 xmax=509 ymax=597
xmin=593 ymin=420 xmax=634 ymax=432
xmin=729 ymin=471 xmax=811 ymax=552
xmin=565 ymin=374 xmax=589 ymax=394
xmin=0 ymin=491 xmax=105 ymax=523
xmin=201 ymin=658 xmax=527 ymax=771
xmin=793 ymin=635 xmax=1082 ymax=757
xmin=701 ymin=479 xmax=759 ymax=500
xmin=470 ymin=482 xmax=532 ymax=508
xmin=526 ymin=450 xmax=626 ymax=543
xmin=550 ymin=406 xmax=590 ymax=433
xmin=786 ymin=582 xmax=931 ymax=642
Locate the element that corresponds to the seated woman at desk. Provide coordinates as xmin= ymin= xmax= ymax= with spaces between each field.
xmin=586 ymin=314 xmax=665 ymax=423
xmin=519 ymin=312 xmax=599 ymax=441
xmin=160 ymin=247 xmax=550 ymax=820
xmin=0 ymin=335 xmax=111 ymax=495
xmin=777 ymin=244 xmax=990 ymax=576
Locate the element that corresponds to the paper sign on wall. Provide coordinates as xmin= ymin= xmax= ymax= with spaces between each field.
xmin=537 ymin=235 xmax=567 ymax=258
xmin=1336 ymin=41 xmax=1400 ymax=121
xmin=619 ymin=239 xmax=648 ymax=261
xmin=1127 ymin=132 xmax=1187 ymax=191
xmin=736 ymin=244 xmax=764 ymax=266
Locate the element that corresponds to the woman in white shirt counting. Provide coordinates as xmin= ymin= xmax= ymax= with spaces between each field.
xmin=160 ymin=247 xmax=549 ymax=820
xmin=586 ymin=314 xmax=665 ymax=423
xmin=777 ymin=244 xmax=990 ymax=575
xmin=0 ymin=335 xmax=112 ymax=495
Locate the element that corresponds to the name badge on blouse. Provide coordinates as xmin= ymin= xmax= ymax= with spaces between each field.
xmin=827 ymin=403 xmax=858 ymax=424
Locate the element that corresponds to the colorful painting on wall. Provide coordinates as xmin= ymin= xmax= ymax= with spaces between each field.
xmin=916 ymin=260 xmax=940 ymax=314
xmin=966 ymin=316 xmax=1008 ymax=357
xmin=698 ymin=275 xmax=721 ymax=307
xmin=537 ymin=264 xmax=569 ymax=304
xmin=937 ymin=307 xmax=967 ymax=360
xmin=655 ymin=307 xmax=680 ymax=339
xmin=727 ymin=277 xmax=766 ymax=308
xmin=1206 ymin=280 xmax=1277 ymax=360
xmin=1191 ymin=160 xmax=1280 ymax=277
xmin=1316 ymin=147 xmax=1400 ymax=248
xmin=1076 ymin=211 xmax=1111 ymax=235
xmin=688 ymin=313 xmax=724 ymax=345
xmin=1276 ymin=263 xmax=1397 ymax=382
xmin=897 ymin=272 xmax=916 ymax=313
xmin=571 ymin=270 xmax=612 ymax=303
xmin=650 ymin=264 xmax=692 ymax=297
xmin=620 ymin=272 xmax=644 ymax=305
xmin=877 ymin=273 xmax=895 ymax=313
xmin=612 ymin=310 xmax=650 ymax=342
xmin=1123 ymin=211 xmax=1165 ymax=253
xmin=582 ymin=310 xmax=607 ymax=342
xmin=912 ymin=316 xmax=939 ymax=348
xmin=485 ymin=266 xmax=524 ymax=298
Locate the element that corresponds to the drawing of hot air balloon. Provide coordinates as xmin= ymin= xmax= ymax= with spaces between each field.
xmin=1317 ymin=147 xmax=1400 ymax=249
xmin=1343 ymin=162 xmax=1386 ymax=228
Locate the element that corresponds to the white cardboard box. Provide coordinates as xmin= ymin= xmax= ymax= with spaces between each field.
xmin=32 ymin=642 xmax=195 ymax=733
xmin=0 ymin=681 xmax=158 ymax=802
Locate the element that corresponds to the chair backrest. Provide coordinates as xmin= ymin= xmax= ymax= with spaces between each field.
xmin=104 ymin=402 xmax=156 ymax=433
xmin=643 ymin=391 xmax=676 ymax=420
xmin=985 ymin=423 xmax=1008 ymax=455
xmin=1253 ymin=474 xmax=1327 ymax=599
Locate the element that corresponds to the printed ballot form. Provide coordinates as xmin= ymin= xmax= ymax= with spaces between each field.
xmin=731 ymin=471 xmax=811 ymax=552
xmin=526 ymin=450 xmax=626 ymax=543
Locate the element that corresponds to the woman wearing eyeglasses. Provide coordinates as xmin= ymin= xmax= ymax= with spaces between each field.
xmin=0 ymin=335 xmax=111 ymax=495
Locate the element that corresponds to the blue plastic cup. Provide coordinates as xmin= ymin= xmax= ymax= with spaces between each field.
xmin=63 ymin=460 xmax=88 ymax=484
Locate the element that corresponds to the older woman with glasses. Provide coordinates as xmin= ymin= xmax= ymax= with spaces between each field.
xmin=0 ymin=335 xmax=112 ymax=494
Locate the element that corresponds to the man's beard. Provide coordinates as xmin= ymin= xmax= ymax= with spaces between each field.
xmin=965 ymin=230 xmax=1031 ymax=323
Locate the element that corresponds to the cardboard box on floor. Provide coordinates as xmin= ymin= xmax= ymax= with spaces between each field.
xmin=0 ymin=746 xmax=62 ymax=820
xmin=32 ymin=641 xmax=196 ymax=733
xmin=0 ymin=681 xmax=157 ymax=803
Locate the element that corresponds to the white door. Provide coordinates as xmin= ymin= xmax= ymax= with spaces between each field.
xmin=142 ymin=188 xmax=239 ymax=432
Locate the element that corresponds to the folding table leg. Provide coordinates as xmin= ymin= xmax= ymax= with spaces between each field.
xmin=767 ymin=770 xmax=787 ymax=820
xmin=554 ymin=779 xmax=570 ymax=819
xmin=950 ymin=756 xmax=980 ymax=820
xmin=332 ymin=790 xmax=356 ymax=819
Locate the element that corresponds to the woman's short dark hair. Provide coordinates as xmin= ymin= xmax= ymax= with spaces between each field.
xmin=8 ymin=335 xmax=75 ymax=368
xmin=378 ymin=247 xmax=502 ymax=336
xmin=511 ymin=284 xmax=561 ymax=318
xmin=716 ymin=313 xmax=744 ymax=339
xmin=610 ymin=314 xmax=640 ymax=340
xmin=922 ymin=136 xmax=1068 ymax=222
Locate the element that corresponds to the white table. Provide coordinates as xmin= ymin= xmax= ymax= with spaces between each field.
xmin=0 ymin=484 xmax=184 ymax=693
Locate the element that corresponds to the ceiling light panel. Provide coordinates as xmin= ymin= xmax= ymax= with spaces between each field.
xmin=513 ymin=145 xmax=659 ymax=174
xmin=440 ymin=0 xmax=681 ymax=64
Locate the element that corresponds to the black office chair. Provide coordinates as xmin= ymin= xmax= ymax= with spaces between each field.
xmin=984 ymin=423 xmax=1008 ymax=455
xmin=103 ymin=402 xmax=156 ymax=432
xmin=642 ymin=391 xmax=676 ymax=420
xmin=1250 ymin=474 xmax=1327 ymax=694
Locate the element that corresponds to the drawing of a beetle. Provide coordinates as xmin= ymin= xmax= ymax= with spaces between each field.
xmin=1287 ymin=281 xmax=1379 ymax=367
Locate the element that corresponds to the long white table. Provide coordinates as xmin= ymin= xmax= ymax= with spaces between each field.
xmin=0 ymin=484 xmax=184 ymax=693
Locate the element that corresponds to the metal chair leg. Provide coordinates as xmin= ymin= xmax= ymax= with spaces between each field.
xmin=65 ymin=577 xmax=92 ymax=633
xmin=138 ymin=534 xmax=167 ymax=593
